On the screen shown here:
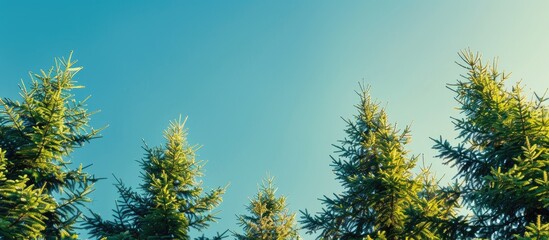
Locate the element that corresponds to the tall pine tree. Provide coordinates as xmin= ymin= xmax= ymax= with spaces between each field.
xmin=234 ymin=176 xmax=300 ymax=240
xmin=301 ymin=86 xmax=463 ymax=239
xmin=433 ymin=50 xmax=549 ymax=238
xmin=0 ymin=54 xmax=100 ymax=239
xmin=85 ymin=118 xmax=226 ymax=239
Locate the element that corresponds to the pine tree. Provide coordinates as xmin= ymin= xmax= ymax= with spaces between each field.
xmin=85 ymin=118 xmax=226 ymax=239
xmin=432 ymin=50 xmax=549 ymax=238
xmin=234 ymin=176 xmax=300 ymax=240
xmin=300 ymin=86 xmax=463 ymax=239
xmin=0 ymin=54 xmax=100 ymax=239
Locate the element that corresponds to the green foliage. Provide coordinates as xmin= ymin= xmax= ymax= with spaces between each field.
xmin=410 ymin=165 xmax=472 ymax=239
xmin=300 ymin=86 xmax=463 ymax=239
xmin=516 ymin=216 xmax=549 ymax=240
xmin=433 ymin=50 xmax=549 ymax=238
xmin=85 ymin=118 xmax=226 ymax=239
xmin=234 ymin=176 xmax=300 ymax=240
xmin=0 ymin=54 xmax=100 ymax=239
xmin=0 ymin=148 xmax=55 ymax=239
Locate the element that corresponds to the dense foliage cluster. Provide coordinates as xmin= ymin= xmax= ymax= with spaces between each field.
xmin=0 ymin=50 xmax=547 ymax=239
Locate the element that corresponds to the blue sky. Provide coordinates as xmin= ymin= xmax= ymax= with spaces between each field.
xmin=1 ymin=1 xmax=549 ymax=239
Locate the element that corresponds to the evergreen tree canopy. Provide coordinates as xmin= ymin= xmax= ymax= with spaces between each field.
xmin=3 ymin=51 xmax=547 ymax=240
xmin=234 ymin=176 xmax=300 ymax=240
xmin=300 ymin=86 xmax=463 ymax=239
xmin=433 ymin=50 xmax=549 ymax=238
xmin=0 ymin=54 xmax=100 ymax=239
xmin=85 ymin=118 xmax=226 ymax=240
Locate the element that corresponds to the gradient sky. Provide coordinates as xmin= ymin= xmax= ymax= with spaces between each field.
xmin=1 ymin=1 xmax=549 ymax=239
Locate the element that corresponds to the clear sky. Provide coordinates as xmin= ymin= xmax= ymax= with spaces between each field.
xmin=1 ymin=1 xmax=549 ymax=239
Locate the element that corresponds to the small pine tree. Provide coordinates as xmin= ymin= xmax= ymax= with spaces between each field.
xmin=85 ymin=118 xmax=226 ymax=239
xmin=432 ymin=50 xmax=549 ymax=238
xmin=300 ymin=86 xmax=463 ymax=239
xmin=0 ymin=54 xmax=100 ymax=239
xmin=234 ymin=176 xmax=300 ymax=240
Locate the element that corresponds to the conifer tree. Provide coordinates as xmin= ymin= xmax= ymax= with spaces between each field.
xmin=234 ymin=176 xmax=300 ymax=240
xmin=432 ymin=50 xmax=549 ymax=238
xmin=85 ymin=118 xmax=226 ymax=239
xmin=300 ymin=86 xmax=464 ymax=239
xmin=0 ymin=54 xmax=100 ymax=239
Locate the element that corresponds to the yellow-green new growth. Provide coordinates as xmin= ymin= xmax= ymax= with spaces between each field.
xmin=0 ymin=148 xmax=54 ymax=239
xmin=516 ymin=215 xmax=549 ymax=240
xmin=235 ymin=176 xmax=300 ymax=240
